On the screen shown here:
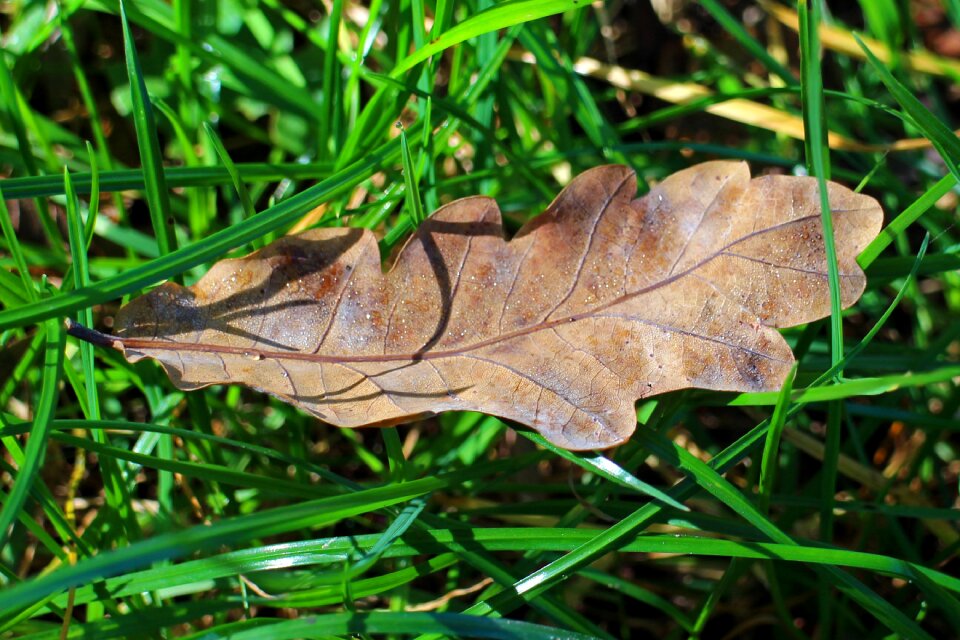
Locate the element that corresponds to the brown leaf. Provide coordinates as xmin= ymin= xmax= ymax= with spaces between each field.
xmin=108 ymin=162 xmax=882 ymax=450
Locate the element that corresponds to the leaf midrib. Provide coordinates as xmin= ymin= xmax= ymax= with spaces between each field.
xmin=116 ymin=211 xmax=858 ymax=366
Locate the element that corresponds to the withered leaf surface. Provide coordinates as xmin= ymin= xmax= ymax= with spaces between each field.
xmin=112 ymin=162 xmax=882 ymax=450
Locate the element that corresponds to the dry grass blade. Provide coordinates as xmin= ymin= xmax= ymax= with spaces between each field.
xmin=566 ymin=56 xmax=953 ymax=153
xmin=762 ymin=0 xmax=960 ymax=78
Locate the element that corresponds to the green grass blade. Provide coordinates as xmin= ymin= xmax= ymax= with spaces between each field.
xmin=320 ymin=0 xmax=344 ymax=156
xmin=391 ymin=0 xmax=580 ymax=77
xmin=799 ymin=0 xmax=843 ymax=369
xmin=698 ymin=0 xmax=798 ymax=86
xmin=0 ymin=163 xmax=333 ymax=199
xmin=520 ymin=431 xmax=690 ymax=511
xmin=119 ymin=0 xmax=176 ymax=257
xmin=728 ymin=364 xmax=960 ymax=406
xmin=858 ymin=175 xmax=955 ymax=268
xmin=855 ymin=34 xmax=960 ymax=183
xmin=799 ymin=10 xmax=851 ymax=628
xmin=0 ymin=185 xmax=37 ymax=302
xmin=64 ymin=167 xmax=101 ymax=425
xmin=0 ymin=319 xmax=64 ymax=551
xmin=203 ymin=122 xmax=256 ymax=222
xmin=0 ymin=53 xmax=65 ymax=258
xmin=758 ymin=364 xmax=797 ymax=512
xmin=399 ymin=124 xmax=425 ymax=226
xmin=21 ymin=528 xmax=960 ymax=613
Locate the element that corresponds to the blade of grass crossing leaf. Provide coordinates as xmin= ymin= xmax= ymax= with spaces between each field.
xmin=120 ymin=0 xmax=176 ymax=257
xmin=64 ymin=168 xmax=97 ymax=414
xmin=65 ymin=165 xmax=138 ymax=541
xmin=0 ymin=186 xmax=37 ymax=302
xmin=799 ymin=0 xmax=842 ymax=368
xmin=800 ymin=7 xmax=844 ymax=629
xmin=759 ymin=364 xmax=797 ymax=513
xmin=0 ymin=318 xmax=64 ymax=552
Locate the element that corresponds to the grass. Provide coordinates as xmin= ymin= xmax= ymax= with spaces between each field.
xmin=1 ymin=0 xmax=958 ymax=638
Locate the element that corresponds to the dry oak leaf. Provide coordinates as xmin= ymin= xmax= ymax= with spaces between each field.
xmin=110 ymin=162 xmax=882 ymax=450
